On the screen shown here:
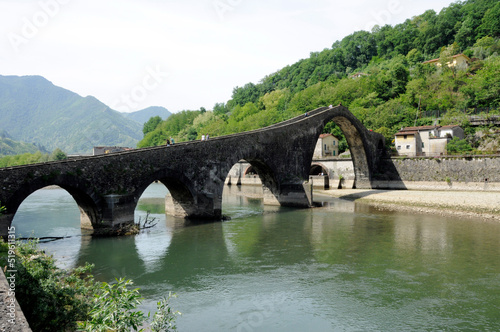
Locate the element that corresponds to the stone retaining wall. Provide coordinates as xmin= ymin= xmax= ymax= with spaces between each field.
xmin=228 ymin=156 xmax=500 ymax=192
xmin=377 ymin=156 xmax=500 ymax=191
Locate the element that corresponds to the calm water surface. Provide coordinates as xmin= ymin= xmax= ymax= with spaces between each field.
xmin=12 ymin=184 xmax=500 ymax=331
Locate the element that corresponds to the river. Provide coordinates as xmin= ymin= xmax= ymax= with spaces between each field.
xmin=12 ymin=184 xmax=500 ymax=331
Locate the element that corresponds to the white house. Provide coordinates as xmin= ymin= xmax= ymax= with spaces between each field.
xmin=422 ymin=53 xmax=472 ymax=69
xmin=313 ymin=134 xmax=339 ymax=159
xmin=394 ymin=125 xmax=465 ymax=157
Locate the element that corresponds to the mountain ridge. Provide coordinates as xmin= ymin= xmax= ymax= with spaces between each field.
xmin=0 ymin=75 xmax=144 ymax=154
xmin=123 ymin=106 xmax=171 ymax=124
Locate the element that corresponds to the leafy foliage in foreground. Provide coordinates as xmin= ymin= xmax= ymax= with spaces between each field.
xmin=0 ymin=239 xmax=96 ymax=331
xmin=79 ymin=278 xmax=146 ymax=332
xmin=138 ymin=0 xmax=500 ymax=153
xmin=0 ymin=240 xmax=180 ymax=332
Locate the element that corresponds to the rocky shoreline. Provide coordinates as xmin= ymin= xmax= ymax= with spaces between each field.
xmin=315 ymin=189 xmax=500 ymax=222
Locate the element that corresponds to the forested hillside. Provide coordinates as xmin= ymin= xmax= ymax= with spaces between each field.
xmin=0 ymin=75 xmax=143 ymax=154
xmin=0 ymin=130 xmax=44 ymax=155
xmin=139 ymin=0 xmax=500 ymax=152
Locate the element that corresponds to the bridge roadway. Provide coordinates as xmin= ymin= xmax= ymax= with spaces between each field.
xmin=0 ymin=105 xmax=385 ymax=237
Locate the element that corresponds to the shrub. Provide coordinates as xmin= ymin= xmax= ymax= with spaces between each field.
xmin=79 ymin=278 xmax=146 ymax=332
xmin=1 ymin=239 xmax=97 ymax=331
xmin=0 ymin=240 xmax=180 ymax=332
xmin=79 ymin=280 xmax=180 ymax=332
xmin=447 ymin=137 xmax=473 ymax=154
xmin=150 ymin=294 xmax=181 ymax=332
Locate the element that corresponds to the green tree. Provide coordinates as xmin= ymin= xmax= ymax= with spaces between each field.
xmin=461 ymin=56 xmax=500 ymax=107
xmin=406 ymin=48 xmax=423 ymax=65
xmin=478 ymin=2 xmax=500 ymax=38
xmin=447 ymin=136 xmax=473 ymax=154
xmin=50 ymin=148 xmax=67 ymax=161
xmin=388 ymin=56 xmax=410 ymax=97
xmin=229 ymin=83 xmax=260 ymax=108
xmin=455 ymin=16 xmax=476 ymax=48
xmin=213 ymin=102 xmax=229 ymax=116
xmin=186 ymin=127 xmax=198 ymax=141
xmin=143 ymin=116 xmax=163 ymax=135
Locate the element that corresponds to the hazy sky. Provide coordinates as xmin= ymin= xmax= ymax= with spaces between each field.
xmin=0 ymin=0 xmax=455 ymax=113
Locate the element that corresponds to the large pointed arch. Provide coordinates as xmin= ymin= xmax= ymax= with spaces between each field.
xmin=314 ymin=107 xmax=385 ymax=188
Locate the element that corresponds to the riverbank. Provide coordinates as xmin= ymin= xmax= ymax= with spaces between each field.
xmin=0 ymin=269 xmax=31 ymax=331
xmin=315 ymin=189 xmax=500 ymax=222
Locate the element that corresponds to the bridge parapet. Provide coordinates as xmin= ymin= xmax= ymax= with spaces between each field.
xmin=0 ymin=105 xmax=385 ymax=237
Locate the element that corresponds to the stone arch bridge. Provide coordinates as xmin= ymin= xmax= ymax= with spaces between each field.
xmin=0 ymin=105 xmax=385 ymax=237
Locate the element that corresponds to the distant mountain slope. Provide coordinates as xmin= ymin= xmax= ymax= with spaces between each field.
xmin=0 ymin=130 xmax=42 ymax=155
xmin=0 ymin=75 xmax=143 ymax=154
xmin=123 ymin=106 xmax=171 ymax=124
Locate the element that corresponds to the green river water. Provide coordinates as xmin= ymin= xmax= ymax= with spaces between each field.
xmin=12 ymin=184 xmax=500 ymax=331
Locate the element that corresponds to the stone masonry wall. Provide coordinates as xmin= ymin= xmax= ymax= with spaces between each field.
xmin=374 ymin=155 xmax=500 ymax=191
xmin=380 ymin=156 xmax=500 ymax=182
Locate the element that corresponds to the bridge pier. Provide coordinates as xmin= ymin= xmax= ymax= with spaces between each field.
xmin=263 ymin=187 xmax=280 ymax=205
xmin=94 ymin=194 xmax=137 ymax=234
xmin=262 ymin=182 xmax=312 ymax=207
xmin=353 ymin=179 xmax=372 ymax=189
xmin=0 ymin=214 xmax=13 ymax=239
xmin=165 ymin=193 xmax=222 ymax=220
xmin=277 ymin=183 xmax=312 ymax=207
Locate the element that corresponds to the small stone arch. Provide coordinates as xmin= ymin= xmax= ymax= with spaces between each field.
xmin=222 ymin=157 xmax=281 ymax=206
xmin=240 ymin=158 xmax=280 ymax=205
xmin=309 ymin=163 xmax=331 ymax=189
xmin=134 ymin=168 xmax=197 ymax=219
xmin=244 ymin=165 xmax=257 ymax=176
xmin=309 ymin=164 xmax=329 ymax=176
xmin=4 ymin=176 xmax=100 ymax=232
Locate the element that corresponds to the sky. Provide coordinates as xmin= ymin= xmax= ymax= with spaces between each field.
xmin=0 ymin=0 xmax=456 ymax=113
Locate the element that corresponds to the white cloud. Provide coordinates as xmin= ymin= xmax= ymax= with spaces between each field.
xmin=0 ymin=0 xmax=455 ymax=112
